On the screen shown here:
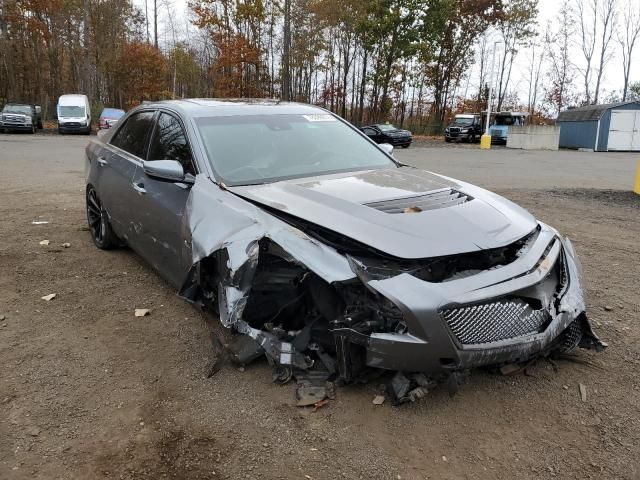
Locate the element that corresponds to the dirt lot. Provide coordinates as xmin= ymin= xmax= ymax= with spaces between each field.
xmin=1 ymin=135 xmax=639 ymax=479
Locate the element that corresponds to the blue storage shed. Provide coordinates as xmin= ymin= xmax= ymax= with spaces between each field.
xmin=557 ymin=101 xmax=640 ymax=151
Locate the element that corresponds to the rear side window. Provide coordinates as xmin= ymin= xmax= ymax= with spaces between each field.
xmin=110 ymin=111 xmax=155 ymax=158
xmin=147 ymin=112 xmax=196 ymax=175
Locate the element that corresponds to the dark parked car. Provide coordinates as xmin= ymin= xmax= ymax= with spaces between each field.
xmin=444 ymin=114 xmax=482 ymax=143
xmin=361 ymin=123 xmax=412 ymax=148
xmin=85 ymin=99 xmax=602 ymax=401
xmin=0 ymin=103 xmax=43 ymax=133
xmin=98 ymin=108 xmax=125 ymax=130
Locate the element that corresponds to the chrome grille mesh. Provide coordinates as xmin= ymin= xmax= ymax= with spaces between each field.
xmin=442 ymin=298 xmax=550 ymax=345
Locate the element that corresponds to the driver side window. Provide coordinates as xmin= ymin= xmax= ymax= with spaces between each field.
xmin=147 ymin=112 xmax=196 ymax=176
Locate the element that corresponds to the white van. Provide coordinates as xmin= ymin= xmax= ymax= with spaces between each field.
xmin=57 ymin=94 xmax=91 ymax=134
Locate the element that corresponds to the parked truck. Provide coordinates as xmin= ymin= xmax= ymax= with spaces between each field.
xmin=0 ymin=103 xmax=43 ymax=133
xmin=444 ymin=113 xmax=483 ymax=143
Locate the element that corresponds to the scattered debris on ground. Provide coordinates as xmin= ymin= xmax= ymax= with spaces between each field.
xmin=39 ymin=239 xmax=50 ymax=245
xmin=134 ymin=308 xmax=150 ymax=317
xmin=41 ymin=293 xmax=56 ymax=301
xmin=579 ymin=383 xmax=587 ymax=402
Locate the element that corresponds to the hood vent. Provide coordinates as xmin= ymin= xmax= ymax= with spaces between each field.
xmin=364 ymin=188 xmax=472 ymax=214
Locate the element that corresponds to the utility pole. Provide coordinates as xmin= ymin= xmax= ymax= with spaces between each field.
xmin=481 ymin=41 xmax=500 ymax=149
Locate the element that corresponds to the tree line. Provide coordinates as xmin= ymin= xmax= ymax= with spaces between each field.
xmin=0 ymin=0 xmax=638 ymax=132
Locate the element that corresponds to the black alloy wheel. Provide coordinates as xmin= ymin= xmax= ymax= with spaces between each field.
xmin=86 ymin=186 xmax=118 ymax=249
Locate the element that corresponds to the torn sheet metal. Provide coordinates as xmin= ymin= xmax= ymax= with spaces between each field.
xmin=185 ymin=176 xmax=355 ymax=283
xmin=181 ymin=177 xmax=603 ymax=402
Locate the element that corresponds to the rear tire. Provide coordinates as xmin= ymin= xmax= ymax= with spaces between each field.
xmin=86 ymin=186 xmax=119 ymax=249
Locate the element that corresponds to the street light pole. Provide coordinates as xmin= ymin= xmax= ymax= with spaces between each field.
xmin=481 ymin=41 xmax=500 ymax=149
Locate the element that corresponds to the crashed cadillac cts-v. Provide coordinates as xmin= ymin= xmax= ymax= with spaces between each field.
xmin=85 ymin=99 xmax=603 ymax=401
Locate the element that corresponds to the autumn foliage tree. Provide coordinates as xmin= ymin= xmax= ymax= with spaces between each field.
xmin=115 ymin=41 xmax=168 ymax=108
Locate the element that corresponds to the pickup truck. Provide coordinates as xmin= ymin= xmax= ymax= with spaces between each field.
xmin=0 ymin=103 xmax=43 ymax=133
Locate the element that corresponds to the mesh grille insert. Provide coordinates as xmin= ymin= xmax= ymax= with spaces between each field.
xmin=365 ymin=188 xmax=471 ymax=214
xmin=442 ymin=298 xmax=550 ymax=345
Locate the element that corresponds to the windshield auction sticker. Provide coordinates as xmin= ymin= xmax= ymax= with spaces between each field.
xmin=303 ymin=114 xmax=336 ymax=122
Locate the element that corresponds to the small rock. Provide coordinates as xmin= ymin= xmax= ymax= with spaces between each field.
xmin=134 ymin=308 xmax=150 ymax=317
xmin=604 ymin=306 xmax=612 ymax=311
xmin=562 ymin=385 xmax=569 ymax=390
xmin=39 ymin=239 xmax=50 ymax=246
xmin=0 ymin=315 xmax=5 ymax=321
xmin=139 ymin=421 xmax=145 ymax=426
xmin=372 ymin=395 xmax=385 ymax=405
xmin=28 ymin=426 xmax=41 ymax=436
xmin=41 ymin=293 xmax=56 ymax=301
xmin=61 ymin=243 xmax=71 ymax=248
xmin=442 ymin=456 xmax=448 ymax=462
xmin=579 ymin=383 xmax=587 ymax=402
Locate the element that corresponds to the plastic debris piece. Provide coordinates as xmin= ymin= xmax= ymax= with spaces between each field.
xmin=39 ymin=240 xmax=50 ymax=246
xmin=372 ymin=395 xmax=385 ymax=405
xmin=500 ymin=363 xmax=521 ymax=375
xmin=61 ymin=243 xmax=71 ymax=248
xmin=134 ymin=308 xmax=150 ymax=317
xmin=296 ymin=385 xmax=327 ymax=407
xmin=228 ymin=334 xmax=264 ymax=365
xmin=41 ymin=293 xmax=56 ymax=301
xmin=312 ymin=399 xmax=329 ymax=412
xmin=31 ymin=221 xmax=48 ymax=225
xmin=579 ymin=383 xmax=587 ymax=402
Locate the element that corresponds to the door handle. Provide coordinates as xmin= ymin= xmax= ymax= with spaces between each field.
xmin=132 ymin=182 xmax=146 ymax=194
xmin=97 ymin=156 xmax=108 ymax=167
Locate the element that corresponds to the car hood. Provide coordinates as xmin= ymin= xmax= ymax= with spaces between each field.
xmin=228 ymin=167 xmax=537 ymax=259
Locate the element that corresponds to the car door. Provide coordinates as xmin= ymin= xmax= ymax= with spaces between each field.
xmin=97 ymin=110 xmax=156 ymax=238
xmin=362 ymin=127 xmax=380 ymax=143
xmin=129 ymin=111 xmax=196 ymax=287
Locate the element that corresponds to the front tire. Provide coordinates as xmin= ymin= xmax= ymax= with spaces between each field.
xmin=86 ymin=186 xmax=118 ymax=249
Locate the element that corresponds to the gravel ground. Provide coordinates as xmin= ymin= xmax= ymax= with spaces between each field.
xmin=1 ymin=134 xmax=639 ymax=479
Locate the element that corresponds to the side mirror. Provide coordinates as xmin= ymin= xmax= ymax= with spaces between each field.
xmin=379 ymin=143 xmax=394 ymax=156
xmin=143 ymin=160 xmax=186 ymax=182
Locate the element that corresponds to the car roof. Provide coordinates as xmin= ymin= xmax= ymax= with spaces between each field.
xmin=137 ymin=98 xmax=326 ymax=118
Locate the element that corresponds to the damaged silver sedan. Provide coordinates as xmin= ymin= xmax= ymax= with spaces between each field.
xmin=85 ymin=99 xmax=603 ymax=403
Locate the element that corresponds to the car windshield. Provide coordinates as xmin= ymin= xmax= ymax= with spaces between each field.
xmin=453 ymin=117 xmax=474 ymax=125
xmin=494 ymin=115 xmax=524 ymax=126
xmin=377 ymin=124 xmax=397 ymax=131
xmin=3 ymin=105 xmax=31 ymax=115
xmin=196 ymin=113 xmax=396 ymax=185
xmin=58 ymin=105 xmax=85 ymax=117
xmin=101 ymin=108 xmax=124 ymax=119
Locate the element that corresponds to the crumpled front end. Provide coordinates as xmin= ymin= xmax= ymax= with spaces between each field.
xmin=180 ymin=176 xmax=603 ymax=398
xmin=347 ymin=224 xmax=603 ymax=375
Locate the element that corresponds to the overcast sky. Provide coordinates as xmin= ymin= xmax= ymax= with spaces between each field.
xmin=141 ymin=0 xmax=640 ymax=101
